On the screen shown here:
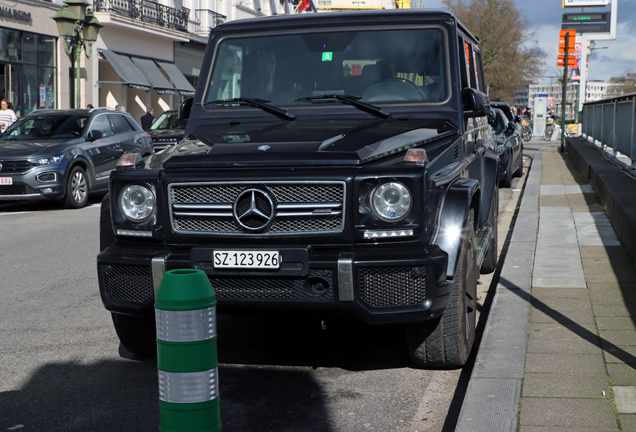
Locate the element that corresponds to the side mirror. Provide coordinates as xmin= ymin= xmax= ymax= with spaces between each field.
xmin=179 ymin=97 xmax=194 ymax=122
xmin=514 ymin=115 xmax=522 ymax=123
xmin=88 ymin=130 xmax=104 ymax=141
xmin=462 ymin=87 xmax=490 ymax=119
xmin=507 ymin=122 xmax=516 ymax=132
xmin=487 ymin=110 xmax=496 ymax=126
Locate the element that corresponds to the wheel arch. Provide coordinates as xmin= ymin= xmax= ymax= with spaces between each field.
xmin=65 ymin=156 xmax=94 ymax=191
xmin=99 ymin=193 xmax=116 ymax=252
xmin=434 ymin=179 xmax=480 ymax=279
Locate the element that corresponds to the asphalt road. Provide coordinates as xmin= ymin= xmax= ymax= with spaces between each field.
xmin=0 ymin=158 xmax=528 ymax=432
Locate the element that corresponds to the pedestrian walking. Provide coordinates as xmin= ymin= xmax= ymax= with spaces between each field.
xmin=140 ymin=107 xmax=155 ymax=130
xmin=0 ymin=98 xmax=17 ymax=133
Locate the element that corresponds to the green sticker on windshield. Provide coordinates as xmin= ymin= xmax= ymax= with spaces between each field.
xmin=321 ymin=52 xmax=333 ymax=62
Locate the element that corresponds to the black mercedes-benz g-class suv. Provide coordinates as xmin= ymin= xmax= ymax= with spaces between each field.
xmin=97 ymin=9 xmax=498 ymax=368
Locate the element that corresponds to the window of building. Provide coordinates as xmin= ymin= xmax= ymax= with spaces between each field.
xmin=0 ymin=28 xmax=57 ymax=116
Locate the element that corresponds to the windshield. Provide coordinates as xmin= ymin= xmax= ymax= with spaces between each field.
xmin=206 ymin=28 xmax=447 ymax=107
xmin=492 ymin=111 xmax=508 ymax=135
xmin=149 ymin=111 xmax=184 ymax=131
xmin=2 ymin=114 xmax=88 ymax=140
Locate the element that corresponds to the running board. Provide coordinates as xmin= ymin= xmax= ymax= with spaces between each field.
xmin=475 ymin=225 xmax=494 ymax=269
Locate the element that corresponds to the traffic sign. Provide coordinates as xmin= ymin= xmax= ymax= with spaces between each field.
xmin=559 ymin=29 xmax=576 ymax=54
xmin=557 ymin=55 xmax=577 ymax=67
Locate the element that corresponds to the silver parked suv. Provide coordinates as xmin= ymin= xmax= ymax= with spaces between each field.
xmin=0 ymin=108 xmax=153 ymax=208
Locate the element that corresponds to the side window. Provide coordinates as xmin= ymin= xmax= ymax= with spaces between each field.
xmin=473 ymin=49 xmax=485 ymax=92
xmin=209 ymin=44 xmax=243 ymax=101
xmin=458 ymin=36 xmax=468 ymax=89
xmin=123 ymin=116 xmax=139 ymax=131
xmin=464 ymin=40 xmax=474 ymax=88
xmin=89 ymin=114 xmax=113 ymax=138
xmin=109 ymin=114 xmax=135 ymax=134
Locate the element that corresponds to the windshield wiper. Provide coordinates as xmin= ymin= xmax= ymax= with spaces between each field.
xmin=205 ymin=98 xmax=295 ymax=121
xmin=295 ymin=94 xmax=390 ymax=119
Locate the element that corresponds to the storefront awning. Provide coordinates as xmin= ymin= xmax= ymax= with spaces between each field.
xmin=131 ymin=58 xmax=177 ymax=95
xmin=100 ymin=49 xmax=151 ymax=92
xmin=157 ymin=61 xmax=196 ymax=97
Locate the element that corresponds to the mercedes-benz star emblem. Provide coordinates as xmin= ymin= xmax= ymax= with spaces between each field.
xmin=233 ymin=189 xmax=275 ymax=231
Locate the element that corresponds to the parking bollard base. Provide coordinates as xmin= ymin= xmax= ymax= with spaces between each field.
xmin=159 ymin=398 xmax=221 ymax=432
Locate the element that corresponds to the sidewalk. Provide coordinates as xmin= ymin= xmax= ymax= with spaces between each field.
xmin=456 ymin=138 xmax=636 ymax=431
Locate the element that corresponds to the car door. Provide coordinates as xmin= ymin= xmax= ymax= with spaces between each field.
xmin=86 ymin=113 xmax=122 ymax=181
xmin=109 ymin=114 xmax=141 ymax=154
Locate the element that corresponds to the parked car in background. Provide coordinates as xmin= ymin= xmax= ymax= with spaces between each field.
xmin=0 ymin=108 xmax=153 ymax=208
xmin=489 ymin=108 xmax=523 ymax=187
xmin=491 ymin=101 xmax=522 ymax=134
xmin=146 ymin=110 xmax=185 ymax=152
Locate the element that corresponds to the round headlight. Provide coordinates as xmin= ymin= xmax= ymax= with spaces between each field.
xmin=371 ymin=182 xmax=411 ymax=222
xmin=119 ymin=184 xmax=156 ymax=222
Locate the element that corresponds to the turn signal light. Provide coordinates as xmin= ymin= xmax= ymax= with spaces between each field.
xmin=117 ymin=152 xmax=143 ymax=168
xmin=404 ymin=149 xmax=428 ymax=164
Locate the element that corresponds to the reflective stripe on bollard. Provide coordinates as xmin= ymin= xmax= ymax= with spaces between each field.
xmin=155 ymin=269 xmax=221 ymax=432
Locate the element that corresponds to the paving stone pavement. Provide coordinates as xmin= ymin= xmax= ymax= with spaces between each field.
xmin=456 ymin=139 xmax=636 ymax=432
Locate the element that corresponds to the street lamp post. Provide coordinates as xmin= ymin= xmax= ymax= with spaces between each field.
xmin=53 ymin=0 xmax=102 ymax=109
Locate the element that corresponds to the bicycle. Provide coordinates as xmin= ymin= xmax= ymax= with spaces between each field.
xmin=544 ymin=115 xmax=557 ymax=140
xmin=521 ymin=119 xmax=532 ymax=142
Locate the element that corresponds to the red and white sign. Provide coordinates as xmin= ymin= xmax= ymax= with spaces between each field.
xmin=0 ymin=177 xmax=13 ymax=185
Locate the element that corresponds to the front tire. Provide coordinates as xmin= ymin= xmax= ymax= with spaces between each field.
xmin=64 ymin=166 xmax=89 ymax=208
xmin=544 ymin=124 xmax=553 ymax=140
xmin=500 ymin=157 xmax=512 ymax=188
xmin=406 ymin=210 xmax=478 ymax=368
xmin=522 ymin=127 xmax=531 ymax=142
xmin=111 ymin=313 xmax=157 ymax=357
xmin=513 ymin=144 xmax=524 ymax=177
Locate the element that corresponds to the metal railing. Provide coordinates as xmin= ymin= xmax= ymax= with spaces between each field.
xmin=94 ymin=0 xmax=190 ymax=32
xmin=581 ymin=92 xmax=636 ymax=169
xmin=188 ymin=9 xmax=225 ymax=34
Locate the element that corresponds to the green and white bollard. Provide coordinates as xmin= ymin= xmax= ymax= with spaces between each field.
xmin=155 ymin=269 xmax=221 ymax=432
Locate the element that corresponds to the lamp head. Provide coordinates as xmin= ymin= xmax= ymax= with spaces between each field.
xmin=64 ymin=0 xmax=91 ymax=22
xmin=52 ymin=5 xmax=79 ymax=38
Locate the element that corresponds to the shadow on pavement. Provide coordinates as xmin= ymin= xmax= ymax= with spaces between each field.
xmin=0 ymin=356 xmax=333 ymax=432
xmin=217 ymin=314 xmax=413 ymax=371
xmin=500 ymin=276 xmax=636 ymax=367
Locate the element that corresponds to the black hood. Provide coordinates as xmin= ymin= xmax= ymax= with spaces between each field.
xmin=160 ymin=119 xmax=457 ymax=169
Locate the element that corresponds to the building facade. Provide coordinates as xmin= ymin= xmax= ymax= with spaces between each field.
xmin=0 ymin=0 xmax=66 ymax=117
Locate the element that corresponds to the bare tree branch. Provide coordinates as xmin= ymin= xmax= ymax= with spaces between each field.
xmin=443 ymin=0 xmax=546 ymax=101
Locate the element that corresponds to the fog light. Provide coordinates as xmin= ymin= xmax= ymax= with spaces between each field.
xmin=41 ymin=187 xmax=55 ymax=194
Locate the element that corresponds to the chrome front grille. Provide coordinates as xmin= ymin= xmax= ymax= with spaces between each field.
xmin=168 ymin=181 xmax=346 ymax=236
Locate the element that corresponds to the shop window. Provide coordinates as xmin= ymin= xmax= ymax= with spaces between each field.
xmin=0 ymin=29 xmax=22 ymax=62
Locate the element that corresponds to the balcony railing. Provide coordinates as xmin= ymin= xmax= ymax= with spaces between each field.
xmin=94 ymin=0 xmax=190 ymax=32
xmin=189 ymin=9 xmax=226 ymax=34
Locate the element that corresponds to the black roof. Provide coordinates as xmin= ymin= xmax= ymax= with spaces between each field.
xmin=212 ymin=9 xmax=479 ymax=44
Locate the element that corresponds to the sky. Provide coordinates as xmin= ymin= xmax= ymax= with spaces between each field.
xmin=422 ymin=0 xmax=635 ymax=84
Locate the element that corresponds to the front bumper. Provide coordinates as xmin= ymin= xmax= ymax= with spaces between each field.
xmin=97 ymin=242 xmax=451 ymax=325
xmin=0 ymin=165 xmax=66 ymax=200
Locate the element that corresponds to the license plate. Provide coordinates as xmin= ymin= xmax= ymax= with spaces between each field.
xmin=213 ymin=250 xmax=280 ymax=269
xmin=0 ymin=177 xmax=12 ymax=185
